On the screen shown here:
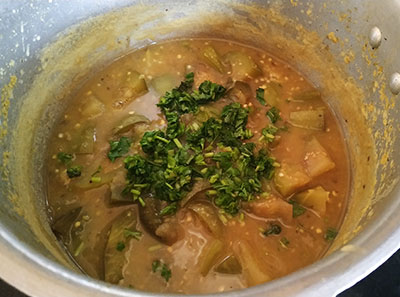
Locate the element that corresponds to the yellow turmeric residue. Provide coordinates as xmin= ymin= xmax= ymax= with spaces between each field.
xmin=327 ymin=32 xmax=339 ymax=43
xmin=342 ymin=51 xmax=354 ymax=64
xmin=0 ymin=75 xmax=18 ymax=141
xmin=380 ymin=152 xmax=388 ymax=165
xmin=2 ymin=151 xmax=10 ymax=180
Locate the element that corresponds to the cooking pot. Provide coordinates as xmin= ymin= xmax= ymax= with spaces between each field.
xmin=0 ymin=1 xmax=399 ymax=296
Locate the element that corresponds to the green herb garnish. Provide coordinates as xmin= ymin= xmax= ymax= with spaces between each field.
xmin=256 ymin=88 xmax=266 ymax=105
xmin=290 ymin=200 xmax=306 ymax=217
xmin=279 ymin=237 xmax=290 ymax=248
xmin=116 ymin=241 xmax=125 ymax=251
xmin=57 ymin=152 xmax=73 ymax=165
xmin=157 ymin=72 xmax=226 ymax=115
xmin=220 ymin=102 xmax=252 ymax=140
xmin=90 ymin=166 xmax=102 ymax=183
xmin=108 ymin=136 xmax=132 ymax=162
xmin=160 ymin=202 xmax=178 ymax=216
xmin=263 ymin=224 xmax=282 ymax=236
xmin=123 ymin=74 xmax=278 ymax=216
xmin=152 ymin=260 xmax=172 ymax=282
xmin=66 ymin=166 xmax=82 ymax=178
xmin=90 ymin=176 xmax=102 ymax=183
xmin=324 ymin=227 xmax=338 ymax=241
xmin=266 ymin=106 xmax=281 ymax=123
xmin=260 ymin=124 xmax=279 ymax=143
xmin=123 ymin=229 xmax=142 ymax=240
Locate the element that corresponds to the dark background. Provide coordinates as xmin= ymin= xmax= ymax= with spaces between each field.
xmin=1 ymin=250 xmax=399 ymax=296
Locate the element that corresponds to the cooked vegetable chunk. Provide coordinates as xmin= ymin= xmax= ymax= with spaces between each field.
xmin=293 ymin=186 xmax=329 ymax=215
xmin=215 ymin=255 xmax=242 ymax=274
xmin=224 ymin=51 xmax=262 ymax=80
xmin=233 ymin=241 xmax=271 ymax=286
xmin=246 ymin=196 xmax=293 ymax=223
xmin=51 ymin=207 xmax=82 ymax=241
xmin=113 ymin=114 xmax=150 ymax=134
xmin=151 ymin=74 xmax=181 ymax=95
xmin=259 ymin=82 xmax=282 ymax=107
xmin=109 ymin=171 xmax=131 ymax=204
xmin=104 ymin=208 xmax=138 ymax=284
xmin=274 ymin=163 xmax=311 ymax=196
xmin=228 ymin=81 xmax=252 ymax=104
xmin=266 ymin=82 xmax=282 ymax=106
xmin=125 ymin=71 xmax=148 ymax=97
xmin=304 ymin=137 xmax=335 ymax=177
xmin=188 ymin=202 xmax=223 ymax=237
xmin=70 ymin=126 xmax=95 ymax=154
xmin=199 ymin=239 xmax=224 ymax=276
xmin=155 ymin=217 xmax=183 ymax=245
xmin=138 ymin=197 xmax=164 ymax=238
xmin=289 ymin=110 xmax=324 ymax=130
xmin=114 ymin=71 xmax=148 ymax=108
xmin=80 ymin=95 xmax=105 ymax=119
xmin=293 ymin=90 xmax=321 ymax=101
xmin=202 ymin=45 xmax=225 ymax=73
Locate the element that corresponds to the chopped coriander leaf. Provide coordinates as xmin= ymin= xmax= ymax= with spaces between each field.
xmin=290 ymin=200 xmax=306 ymax=217
xmin=124 ymin=149 xmax=193 ymax=203
xmin=66 ymin=166 xmax=82 ymax=178
xmin=91 ymin=165 xmax=102 ymax=176
xmin=157 ymin=72 xmax=226 ymax=115
xmin=266 ymin=106 xmax=281 ymax=123
xmin=90 ymin=176 xmax=102 ymax=183
xmin=161 ymin=264 xmax=172 ymax=282
xmin=260 ymin=125 xmax=279 ymax=143
xmin=140 ymin=130 xmax=170 ymax=156
xmin=263 ymin=224 xmax=282 ymax=236
xmin=254 ymin=149 xmax=276 ymax=178
xmin=123 ymin=229 xmax=142 ymax=240
xmin=157 ymin=73 xmax=195 ymax=114
xmin=279 ymin=237 xmax=290 ymax=248
xmin=173 ymin=138 xmax=183 ymax=149
xmin=280 ymin=125 xmax=289 ymax=132
xmin=152 ymin=259 xmax=161 ymax=272
xmin=221 ymin=103 xmax=250 ymax=139
xmin=116 ymin=241 xmax=125 ymax=251
xmin=152 ymin=260 xmax=172 ymax=282
xmin=192 ymin=80 xmax=226 ymax=104
xmin=123 ymin=73 xmax=276 ymax=216
xmin=89 ymin=166 xmax=102 ymax=183
xmin=165 ymin=111 xmax=184 ymax=139
xmin=324 ymin=227 xmax=338 ymax=241
xmin=256 ymin=88 xmax=266 ymax=105
xmin=108 ymin=136 xmax=132 ymax=162
xmin=57 ymin=152 xmax=73 ymax=165
xmin=177 ymin=72 xmax=194 ymax=92
xmin=187 ymin=118 xmax=222 ymax=150
xmin=160 ymin=202 xmax=178 ymax=216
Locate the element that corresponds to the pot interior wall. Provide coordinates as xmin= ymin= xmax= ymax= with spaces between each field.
xmin=0 ymin=1 xmax=399 ymax=296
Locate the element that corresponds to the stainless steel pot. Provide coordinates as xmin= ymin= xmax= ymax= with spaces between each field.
xmin=0 ymin=1 xmax=399 ymax=296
